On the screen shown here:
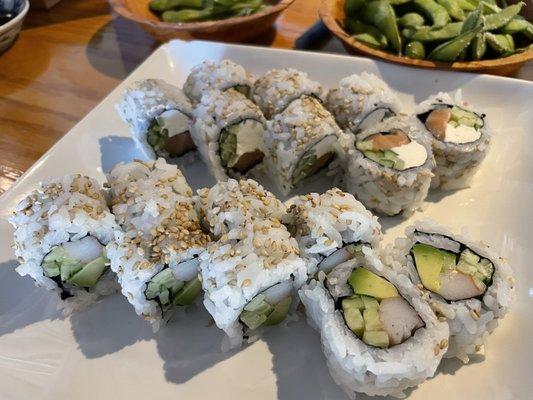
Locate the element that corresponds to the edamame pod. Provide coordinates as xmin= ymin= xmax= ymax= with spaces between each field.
xmin=150 ymin=0 xmax=204 ymax=12
xmin=398 ymin=12 xmax=425 ymax=28
xmin=362 ymin=0 xmax=403 ymax=53
xmin=411 ymin=22 xmax=463 ymax=41
xmin=485 ymin=32 xmax=515 ymax=55
xmin=345 ymin=0 xmax=367 ymax=16
xmin=346 ymin=19 xmax=389 ymax=48
xmin=428 ymin=26 xmax=481 ymax=61
xmin=402 ymin=27 xmax=417 ymax=39
xmin=405 ymin=40 xmax=426 ymax=58
xmin=483 ymin=3 xmax=523 ymax=31
xmin=436 ymin=0 xmax=465 ymax=21
xmin=460 ymin=5 xmax=481 ymax=33
xmin=162 ymin=8 xmax=212 ymax=22
xmin=500 ymin=17 xmax=530 ymax=35
xmin=354 ymin=33 xmax=386 ymax=49
xmin=454 ymin=0 xmax=476 ymax=12
xmin=471 ymin=32 xmax=487 ymax=59
xmin=414 ymin=0 xmax=451 ymax=28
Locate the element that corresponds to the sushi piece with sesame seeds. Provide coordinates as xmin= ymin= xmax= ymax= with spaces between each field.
xmin=105 ymin=158 xmax=212 ymax=331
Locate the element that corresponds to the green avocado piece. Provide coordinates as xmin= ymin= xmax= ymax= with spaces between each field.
xmin=342 ymin=295 xmax=365 ymax=311
xmin=173 ymin=276 xmax=202 ymax=306
xmin=264 ymin=296 xmax=293 ymax=326
xmin=362 ymin=330 xmax=390 ymax=348
xmin=342 ymin=303 xmax=365 ymax=337
xmin=361 ymin=295 xmax=379 ymax=310
xmin=411 ymin=243 xmax=452 ymax=292
xmin=363 ymin=307 xmax=383 ymax=332
xmin=67 ymin=256 xmax=108 ymax=288
xmin=348 ymin=268 xmax=399 ymax=300
xmin=240 ymin=310 xmax=270 ymax=330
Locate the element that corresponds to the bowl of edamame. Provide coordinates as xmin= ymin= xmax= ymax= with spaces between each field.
xmin=109 ymin=0 xmax=295 ymax=43
xmin=320 ymin=0 xmax=533 ymax=75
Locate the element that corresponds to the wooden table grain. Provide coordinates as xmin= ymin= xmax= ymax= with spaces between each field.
xmin=0 ymin=0 xmax=320 ymax=194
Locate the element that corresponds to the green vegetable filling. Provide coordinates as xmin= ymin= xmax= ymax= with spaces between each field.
xmin=42 ymin=246 xmax=109 ymax=289
xmin=147 ymin=119 xmax=169 ymax=152
xmin=145 ymin=269 xmax=202 ymax=309
xmin=240 ymin=293 xmax=293 ymax=330
xmin=219 ymin=125 xmax=238 ymax=168
xmin=449 ymin=106 xmax=483 ymax=129
xmin=292 ymin=150 xmax=317 ymax=185
xmin=356 ymin=141 xmax=405 ymax=170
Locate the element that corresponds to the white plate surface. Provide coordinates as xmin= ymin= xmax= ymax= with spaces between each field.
xmin=0 ymin=40 xmax=532 ymax=400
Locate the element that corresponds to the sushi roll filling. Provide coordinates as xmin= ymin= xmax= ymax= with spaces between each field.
xmin=317 ymin=242 xmax=365 ymax=275
xmin=356 ymin=107 xmax=395 ymax=132
xmin=233 ymin=84 xmax=251 ymax=98
xmin=410 ymin=233 xmax=494 ymax=302
xmin=144 ymin=258 xmax=203 ymax=311
xmin=291 ymin=135 xmax=337 ymax=185
xmin=418 ymin=105 xmax=484 ymax=144
xmin=219 ymin=119 xmax=265 ymax=174
xmin=42 ymin=235 xmax=109 ymax=292
xmin=356 ymin=130 xmax=428 ymax=171
xmin=330 ymin=267 xmax=424 ymax=348
xmin=147 ymin=109 xmax=194 ymax=157
xmin=239 ymin=281 xmax=293 ymax=331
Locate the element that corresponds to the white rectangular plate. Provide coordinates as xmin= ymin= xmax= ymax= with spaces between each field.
xmin=0 ymin=40 xmax=531 ymax=400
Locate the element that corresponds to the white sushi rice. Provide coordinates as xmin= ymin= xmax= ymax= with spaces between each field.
xmin=299 ymin=246 xmax=449 ymax=399
xmin=183 ymin=59 xmax=254 ymax=104
xmin=196 ymin=178 xmax=286 ymax=238
xmin=264 ymin=95 xmax=343 ymax=195
xmin=326 ymin=72 xmax=403 ymax=134
xmin=116 ymin=78 xmax=194 ymax=159
xmin=191 ymin=89 xmax=267 ymax=182
xmin=252 ymin=68 xmax=326 ymax=118
xmin=340 ymin=116 xmax=435 ymax=216
xmin=283 ymin=188 xmax=382 ymax=275
xmin=9 ymin=174 xmax=119 ymax=314
xmin=106 ymin=159 xmax=211 ymax=331
xmin=386 ymin=219 xmax=515 ymax=363
xmin=200 ymin=217 xmax=307 ymax=350
xmin=415 ymin=90 xmax=492 ymax=190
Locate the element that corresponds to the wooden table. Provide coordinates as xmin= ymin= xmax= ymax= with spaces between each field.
xmin=0 ymin=0 xmax=319 ymax=194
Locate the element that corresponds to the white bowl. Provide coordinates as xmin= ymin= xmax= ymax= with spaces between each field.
xmin=0 ymin=0 xmax=29 ymax=55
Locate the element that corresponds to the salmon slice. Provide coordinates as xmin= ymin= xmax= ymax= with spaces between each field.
xmin=425 ymin=108 xmax=451 ymax=141
xmin=366 ymin=130 xmax=410 ymax=151
xmin=307 ymin=152 xmax=335 ymax=177
xmin=379 ymin=296 xmax=424 ymax=345
xmin=164 ymin=131 xmax=196 ymax=156
xmin=232 ymin=150 xmax=264 ymax=173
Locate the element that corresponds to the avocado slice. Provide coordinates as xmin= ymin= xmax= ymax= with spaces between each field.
xmin=67 ymin=256 xmax=108 ymax=288
xmin=348 ymin=268 xmax=398 ymax=300
xmin=264 ymin=296 xmax=292 ymax=326
xmin=173 ymin=276 xmax=202 ymax=306
xmin=362 ymin=330 xmax=390 ymax=348
xmin=342 ymin=295 xmax=365 ymax=311
xmin=361 ymin=295 xmax=379 ymax=310
xmin=411 ymin=243 xmax=451 ymax=293
xmin=342 ymin=304 xmax=365 ymax=337
xmin=363 ymin=308 xmax=383 ymax=332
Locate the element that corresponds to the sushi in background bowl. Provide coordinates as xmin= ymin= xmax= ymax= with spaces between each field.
xmin=108 ymin=0 xmax=296 ymax=43
xmin=0 ymin=0 xmax=29 ymax=55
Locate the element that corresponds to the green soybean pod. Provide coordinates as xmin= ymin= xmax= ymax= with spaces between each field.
xmin=460 ymin=5 xmax=481 ymax=33
xmin=411 ymin=22 xmax=463 ymax=41
xmin=523 ymin=24 xmax=533 ymax=40
xmin=405 ymin=40 xmax=426 ymax=58
xmin=485 ymin=32 xmax=515 ymax=55
xmin=414 ymin=0 xmax=451 ymax=28
xmin=354 ymin=33 xmax=385 ymax=49
xmin=428 ymin=26 xmax=480 ymax=61
xmin=362 ymin=0 xmax=403 ymax=53
xmin=402 ymin=27 xmax=417 ymax=39
xmin=346 ymin=19 xmax=390 ymax=48
xmin=162 ymin=8 xmax=211 ymax=22
xmin=471 ymin=32 xmax=487 ymax=60
xmin=483 ymin=3 xmax=523 ymax=31
xmin=436 ymin=0 xmax=465 ymax=21
xmin=454 ymin=0 xmax=476 ymax=11
xmin=345 ymin=0 xmax=367 ymax=17
xmin=500 ymin=17 xmax=530 ymax=34
xmin=398 ymin=12 xmax=425 ymax=28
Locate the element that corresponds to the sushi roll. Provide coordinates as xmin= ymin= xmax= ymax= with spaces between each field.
xmin=105 ymin=159 xmax=211 ymax=331
xmin=191 ymin=89 xmax=267 ymax=181
xmin=415 ymin=90 xmax=491 ymax=190
xmin=299 ymin=246 xmax=449 ymax=398
xmin=388 ymin=220 xmax=515 ymax=362
xmin=183 ymin=59 xmax=254 ymax=104
xmin=197 ymin=178 xmax=286 ymax=237
xmin=326 ymin=72 xmax=402 ymax=134
xmin=117 ymin=79 xmax=195 ymax=159
xmin=252 ymin=68 xmax=326 ymax=119
xmin=199 ymin=217 xmax=307 ymax=350
xmin=9 ymin=174 xmax=119 ymax=313
xmin=265 ymin=95 xmax=342 ymax=195
xmin=283 ymin=188 xmax=382 ymax=275
xmin=341 ymin=116 xmax=435 ymax=216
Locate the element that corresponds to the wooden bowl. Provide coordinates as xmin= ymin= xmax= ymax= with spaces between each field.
xmin=320 ymin=0 xmax=533 ymax=76
xmin=109 ymin=0 xmax=295 ymax=43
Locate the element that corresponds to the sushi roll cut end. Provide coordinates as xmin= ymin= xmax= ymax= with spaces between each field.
xmin=420 ymin=105 xmax=484 ymax=145
xmin=292 ymin=135 xmax=337 ymax=185
xmin=219 ymin=119 xmax=265 ymax=174
xmin=147 ymin=109 xmax=195 ymax=157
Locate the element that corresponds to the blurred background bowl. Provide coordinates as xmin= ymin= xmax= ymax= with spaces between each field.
xmin=0 ymin=0 xmax=29 ymax=54
xmin=109 ymin=0 xmax=295 ymax=43
xmin=320 ymin=0 xmax=533 ymax=76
